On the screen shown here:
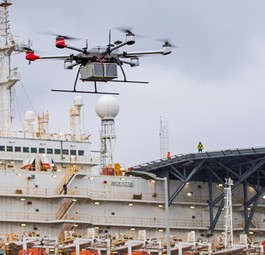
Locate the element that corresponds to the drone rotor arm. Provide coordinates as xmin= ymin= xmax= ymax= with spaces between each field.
xmin=38 ymin=55 xmax=72 ymax=60
xmin=119 ymin=58 xmax=139 ymax=67
xmin=119 ymin=50 xmax=165 ymax=57
xmin=106 ymin=41 xmax=128 ymax=54
xmin=65 ymin=45 xmax=86 ymax=53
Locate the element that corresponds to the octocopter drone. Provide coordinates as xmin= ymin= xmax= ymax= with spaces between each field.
xmin=25 ymin=29 xmax=173 ymax=95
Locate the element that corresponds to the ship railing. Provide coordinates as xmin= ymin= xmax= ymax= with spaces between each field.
xmin=0 ymin=210 xmax=265 ymax=231
xmin=64 ymin=213 xmax=252 ymax=231
xmin=1 ymin=184 xmax=265 ymax=206
xmin=0 ymin=151 xmax=99 ymax=165
xmin=0 ymin=130 xmax=90 ymax=142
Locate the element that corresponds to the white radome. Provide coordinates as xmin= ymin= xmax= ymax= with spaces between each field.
xmin=74 ymin=95 xmax=84 ymax=107
xmin=95 ymin=96 xmax=119 ymax=120
xmin=24 ymin=110 xmax=36 ymax=123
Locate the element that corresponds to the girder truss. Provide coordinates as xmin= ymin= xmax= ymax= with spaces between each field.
xmin=133 ymin=147 xmax=265 ymax=234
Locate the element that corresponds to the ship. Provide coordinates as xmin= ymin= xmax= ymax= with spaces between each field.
xmin=1 ymin=1 xmax=265 ymax=255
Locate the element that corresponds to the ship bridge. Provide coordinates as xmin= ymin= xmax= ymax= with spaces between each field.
xmin=132 ymin=147 xmax=265 ymax=235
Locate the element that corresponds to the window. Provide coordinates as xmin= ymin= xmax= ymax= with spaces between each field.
xmin=31 ymin=147 xmax=37 ymax=153
xmin=78 ymin=150 xmax=84 ymax=156
xmin=70 ymin=150 xmax=76 ymax=156
xmin=55 ymin=149 xmax=61 ymax=155
xmin=23 ymin=147 xmax=29 ymax=153
xmin=0 ymin=146 xmax=5 ymax=151
xmin=47 ymin=148 xmax=53 ymax=154
xmin=15 ymin=146 xmax=21 ymax=152
xmin=6 ymin=146 xmax=13 ymax=152
xmin=62 ymin=149 xmax=68 ymax=155
xmin=39 ymin=148 xmax=45 ymax=154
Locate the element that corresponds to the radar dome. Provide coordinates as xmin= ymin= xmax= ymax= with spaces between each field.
xmin=25 ymin=111 xmax=36 ymax=123
xmin=95 ymin=96 xmax=119 ymax=120
xmin=74 ymin=95 xmax=84 ymax=107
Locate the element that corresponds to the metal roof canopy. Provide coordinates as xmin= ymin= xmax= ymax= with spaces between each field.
xmin=131 ymin=147 xmax=265 ymax=235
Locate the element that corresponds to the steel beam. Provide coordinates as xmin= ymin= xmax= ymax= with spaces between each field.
xmin=169 ymin=160 xmax=205 ymax=205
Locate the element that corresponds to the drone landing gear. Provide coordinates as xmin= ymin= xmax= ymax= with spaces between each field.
xmin=51 ymin=64 xmax=148 ymax=95
xmin=51 ymin=81 xmax=120 ymax=95
xmin=51 ymin=66 xmax=120 ymax=95
xmin=51 ymin=89 xmax=120 ymax=95
xmin=51 ymin=80 xmax=149 ymax=95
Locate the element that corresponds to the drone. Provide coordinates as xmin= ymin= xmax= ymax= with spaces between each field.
xmin=25 ymin=29 xmax=173 ymax=95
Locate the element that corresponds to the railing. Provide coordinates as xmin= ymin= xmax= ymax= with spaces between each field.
xmin=132 ymin=147 xmax=265 ymax=171
xmin=1 ymin=210 xmax=265 ymax=231
xmin=1 ymin=183 xmax=265 ymax=207
xmin=0 ymin=151 xmax=99 ymax=165
xmin=56 ymin=198 xmax=75 ymax=219
xmin=0 ymin=211 xmax=54 ymax=221
xmin=0 ymin=130 xmax=90 ymax=142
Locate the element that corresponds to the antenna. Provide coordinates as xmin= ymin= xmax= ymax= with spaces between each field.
xmin=106 ymin=29 xmax=114 ymax=54
xmin=109 ymin=29 xmax=111 ymax=46
xmin=159 ymin=116 xmax=170 ymax=159
xmin=0 ymin=1 xmax=19 ymax=133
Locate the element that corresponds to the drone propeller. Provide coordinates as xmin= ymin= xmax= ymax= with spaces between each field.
xmin=115 ymin=26 xmax=144 ymax=45
xmin=41 ymin=31 xmax=81 ymax=40
xmin=116 ymin=26 xmax=144 ymax=39
xmin=156 ymin=38 xmax=178 ymax=48
xmin=21 ymin=46 xmax=33 ymax=52
xmin=116 ymin=26 xmax=134 ymax=34
xmin=21 ymin=46 xmax=47 ymax=54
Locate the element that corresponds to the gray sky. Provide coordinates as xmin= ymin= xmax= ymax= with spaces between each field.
xmin=9 ymin=0 xmax=265 ymax=167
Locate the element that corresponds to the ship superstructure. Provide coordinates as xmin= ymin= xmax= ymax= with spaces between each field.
xmin=0 ymin=2 xmax=265 ymax=255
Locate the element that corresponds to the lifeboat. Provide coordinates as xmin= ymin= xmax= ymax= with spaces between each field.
xmin=19 ymin=248 xmax=47 ymax=255
xmin=71 ymin=250 xmax=98 ymax=255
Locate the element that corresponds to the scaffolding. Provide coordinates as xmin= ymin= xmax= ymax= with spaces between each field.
xmin=224 ymin=178 xmax=234 ymax=249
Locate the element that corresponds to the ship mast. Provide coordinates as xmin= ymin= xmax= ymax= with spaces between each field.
xmin=0 ymin=0 xmax=19 ymax=134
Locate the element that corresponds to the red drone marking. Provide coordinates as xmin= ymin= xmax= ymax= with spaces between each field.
xmin=26 ymin=51 xmax=40 ymax=61
xmin=56 ymin=37 xmax=67 ymax=48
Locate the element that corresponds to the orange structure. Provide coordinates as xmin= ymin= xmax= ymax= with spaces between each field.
xmin=19 ymin=248 xmax=47 ymax=255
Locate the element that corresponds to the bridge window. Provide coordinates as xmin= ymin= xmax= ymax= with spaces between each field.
xmin=15 ymin=146 xmax=21 ymax=152
xmin=39 ymin=148 xmax=45 ymax=154
xmin=0 ymin=146 xmax=5 ymax=151
xmin=6 ymin=146 xmax=13 ymax=152
xmin=62 ymin=149 xmax=68 ymax=155
xmin=78 ymin=150 xmax=84 ymax=156
xmin=23 ymin=147 xmax=29 ymax=153
xmin=31 ymin=147 xmax=37 ymax=153
xmin=70 ymin=150 xmax=76 ymax=156
xmin=47 ymin=148 xmax=53 ymax=154
xmin=55 ymin=149 xmax=61 ymax=155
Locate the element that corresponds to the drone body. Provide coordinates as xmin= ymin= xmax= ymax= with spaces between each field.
xmin=25 ymin=30 xmax=173 ymax=95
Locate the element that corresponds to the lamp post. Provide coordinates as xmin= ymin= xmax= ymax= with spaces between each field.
xmin=163 ymin=176 xmax=171 ymax=255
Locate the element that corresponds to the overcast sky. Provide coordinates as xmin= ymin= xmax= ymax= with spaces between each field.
xmin=8 ymin=0 xmax=265 ymax=168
